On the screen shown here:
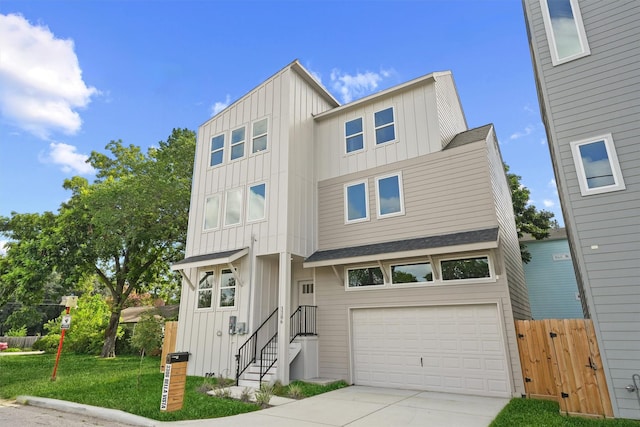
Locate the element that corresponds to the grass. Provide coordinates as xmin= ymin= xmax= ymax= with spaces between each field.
xmin=0 ymin=353 xmax=258 ymax=421
xmin=273 ymin=379 xmax=348 ymax=398
xmin=490 ymin=398 xmax=640 ymax=427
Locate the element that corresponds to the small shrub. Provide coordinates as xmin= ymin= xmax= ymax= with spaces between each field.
xmin=31 ymin=334 xmax=61 ymax=353
xmin=6 ymin=326 xmax=27 ymax=337
xmin=213 ymin=386 xmax=232 ymax=399
xmin=287 ymin=383 xmax=304 ymax=399
xmin=255 ymin=383 xmax=273 ymax=408
xmin=2 ymin=347 xmax=23 ymax=353
xmin=239 ymin=387 xmax=253 ymax=403
xmin=196 ymin=377 xmax=216 ymax=394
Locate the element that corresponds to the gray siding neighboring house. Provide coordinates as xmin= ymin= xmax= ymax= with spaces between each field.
xmin=522 ymin=0 xmax=640 ymax=419
xmin=172 ymin=60 xmax=529 ymax=398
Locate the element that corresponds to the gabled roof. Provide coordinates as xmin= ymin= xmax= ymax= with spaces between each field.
xmin=304 ymin=227 xmax=499 ymax=268
xmin=171 ymin=248 xmax=248 ymax=271
xmin=444 ymin=124 xmax=494 ymax=150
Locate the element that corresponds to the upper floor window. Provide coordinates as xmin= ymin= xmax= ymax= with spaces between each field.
xmin=247 ymin=183 xmax=266 ymax=222
xmin=540 ymin=0 xmax=590 ymax=65
xmin=570 ymin=134 xmax=625 ymax=196
xmin=210 ymin=134 xmax=225 ymax=166
xmin=230 ymin=127 xmax=246 ymax=160
xmin=391 ymin=262 xmax=433 ymax=284
xmin=345 ymin=117 xmax=364 ymax=153
xmin=344 ymin=180 xmax=369 ymax=223
xmin=375 ymin=173 xmax=404 ymax=218
xmin=219 ymin=269 xmax=236 ymax=308
xmin=203 ymin=194 xmax=221 ymax=230
xmin=374 ymin=107 xmax=395 ymax=145
xmin=441 ymin=256 xmax=491 ymax=281
xmin=252 ymin=118 xmax=268 ymax=153
xmin=197 ymin=271 xmax=214 ymax=309
xmin=224 ymin=188 xmax=243 ymax=226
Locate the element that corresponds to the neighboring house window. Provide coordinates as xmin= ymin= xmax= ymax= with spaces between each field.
xmin=344 ymin=180 xmax=369 ymax=223
xmin=197 ymin=271 xmax=214 ymax=309
xmin=441 ymin=256 xmax=491 ymax=281
xmin=347 ymin=266 xmax=384 ymax=288
xmin=540 ymin=0 xmax=590 ymax=65
xmin=210 ymin=134 xmax=225 ymax=166
xmin=224 ymin=188 xmax=243 ymax=226
xmin=252 ymin=118 xmax=268 ymax=153
xmin=374 ymin=107 xmax=395 ymax=145
xmin=219 ymin=269 xmax=236 ymax=308
xmin=203 ymin=194 xmax=221 ymax=230
xmin=391 ymin=262 xmax=433 ymax=284
xmin=247 ymin=183 xmax=266 ymax=222
xmin=570 ymin=134 xmax=625 ymax=196
xmin=375 ymin=173 xmax=404 ymax=218
xmin=230 ymin=127 xmax=246 ymax=160
xmin=345 ymin=117 xmax=364 ymax=153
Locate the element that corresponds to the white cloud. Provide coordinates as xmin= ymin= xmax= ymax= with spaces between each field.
xmin=0 ymin=240 xmax=7 ymax=256
xmin=44 ymin=142 xmax=95 ymax=175
xmin=543 ymin=199 xmax=555 ymax=208
xmin=0 ymin=13 xmax=98 ymax=139
xmin=330 ymin=68 xmax=393 ymax=103
xmin=211 ymin=95 xmax=231 ymax=116
xmin=509 ymin=124 xmax=535 ymax=141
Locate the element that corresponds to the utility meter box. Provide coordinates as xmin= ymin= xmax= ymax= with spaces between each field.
xmin=160 ymin=352 xmax=189 ymax=412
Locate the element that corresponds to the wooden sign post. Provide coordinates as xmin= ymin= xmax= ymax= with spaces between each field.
xmin=160 ymin=352 xmax=189 ymax=412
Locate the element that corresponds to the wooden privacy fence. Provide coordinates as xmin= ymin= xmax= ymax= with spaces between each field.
xmin=515 ymin=319 xmax=613 ymax=418
xmin=0 ymin=336 xmax=40 ymax=348
xmin=160 ymin=321 xmax=178 ymax=372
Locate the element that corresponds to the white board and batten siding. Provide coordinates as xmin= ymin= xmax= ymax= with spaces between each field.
xmin=523 ymin=0 xmax=640 ymax=419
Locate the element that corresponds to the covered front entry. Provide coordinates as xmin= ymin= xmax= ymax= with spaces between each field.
xmin=351 ymin=304 xmax=511 ymax=397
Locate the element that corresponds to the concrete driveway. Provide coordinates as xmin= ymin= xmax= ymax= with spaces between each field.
xmin=18 ymin=386 xmax=510 ymax=427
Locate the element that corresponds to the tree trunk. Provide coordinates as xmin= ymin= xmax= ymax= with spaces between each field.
xmin=100 ymin=308 xmax=122 ymax=358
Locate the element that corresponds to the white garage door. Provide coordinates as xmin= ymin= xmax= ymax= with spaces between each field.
xmin=351 ymin=304 xmax=510 ymax=397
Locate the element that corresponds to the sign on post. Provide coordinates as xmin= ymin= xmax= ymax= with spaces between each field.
xmin=61 ymin=315 xmax=71 ymax=330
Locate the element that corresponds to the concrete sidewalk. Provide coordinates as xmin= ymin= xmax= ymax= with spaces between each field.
xmin=18 ymin=386 xmax=510 ymax=427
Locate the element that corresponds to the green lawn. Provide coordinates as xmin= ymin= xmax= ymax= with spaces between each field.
xmin=0 ymin=353 xmax=257 ymax=421
xmin=491 ymin=398 xmax=640 ymax=427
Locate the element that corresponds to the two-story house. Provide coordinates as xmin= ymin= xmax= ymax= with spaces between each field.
xmin=522 ymin=0 xmax=640 ymax=419
xmin=171 ymin=60 xmax=529 ymax=398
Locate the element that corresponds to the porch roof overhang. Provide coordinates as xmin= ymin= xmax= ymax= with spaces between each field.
xmin=170 ymin=247 xmax=249 ymax=271
xmin=303 ymin=227 xmax=499 ymax=268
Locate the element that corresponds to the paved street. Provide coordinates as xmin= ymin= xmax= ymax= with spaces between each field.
xmin=0 ymin=400 xmax=134 ymax=427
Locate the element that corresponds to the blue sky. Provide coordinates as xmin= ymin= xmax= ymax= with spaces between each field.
xmin=0 ymin=1 xmax=563 ymax=241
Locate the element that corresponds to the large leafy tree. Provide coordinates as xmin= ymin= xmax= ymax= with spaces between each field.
xmin=505 ymin=164 xmax=556 ymax=263
xmin=0 ymin=128 xmax=195 ymax=357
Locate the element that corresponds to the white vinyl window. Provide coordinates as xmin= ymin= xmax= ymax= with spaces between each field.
xmin=218 ymin=269 xmax=236 ymax=308
xmin=247 ymin=183 xmax=266 ymax=222
xmin=391 ymin=262 xmax=433 ymax=284
xmin=197 ymin=271 xmax=214 ymax=309
xmin=346 ymin=266 xmax=384 ymax=288
xmin=570 ymin=134 xmax=625 ymax=196
xmin=441 ymin=256 xmax=491 ymax=281
xmin=203 ymin=194 xmax=221 ymax=230
xmin=375 ymin=173 xmax=404 ymax=218
xmin=344 ymin=180 xmax=369 ymax=223
xmin=224 ymin=188 xmax=243 ymax=226
xmin=252 ymin=118 xmax=268 ymax=153
xmin=210 ymin=134 xmax=225 ymax=166
xmin=540 ymin=0 xmax=590 ymax=65
xmin=374 ymin=107 xmax=396 ymax=145
xmin=230 ymin=127 xmax=246 ymax=160
xmin=345 ymin=117 xmax=364 ymax=153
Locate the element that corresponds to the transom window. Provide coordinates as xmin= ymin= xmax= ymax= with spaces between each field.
xmin=441 ymin=257 xmax=490 ymax=281
xmin=224 ymin=188 xmax=243 ymax=226
xmin=374 ymin=107 xmax=395 ymax=145
xmin=375 ymin=173 xmax=404 ymax=218
xmin=219 ymin=269 xmax=236 ymax=308
xmin=391 ymin=262 xmax=433 ymax=284
xmin=203 ymin=194 xmax=221 ymax=230
xmin=345 ymin=117 xmax=364 ymax=153
xmin=197 ymin=271 xmax=214 ymax=309
xmin=252 ymin=118 xmax=268 ymax=153
xmin=247 ymin=183 xmax=266 ymax=222
xmin=345 ymin=181 xmax=369 ymax=223
xmin=570 ymin=134 xmax=625 ymax=196
xmin=210 ymin=134 xmax=225 ymax=166
xmin=540 ymin=0 xmax=590 ymax=65
xmin=230 ymin=127 xmax=246 ymax=160
xmin=347 ymin=266 xmax=384 ymax=288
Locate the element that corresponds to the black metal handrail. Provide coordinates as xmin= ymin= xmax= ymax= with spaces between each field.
xmin=259 ymin=334 xmax=278 ymax=384
xmin=290 ymin=305 xmax=317 ymax=342
xmin=235 ymin=307 xmax=278 ymax=385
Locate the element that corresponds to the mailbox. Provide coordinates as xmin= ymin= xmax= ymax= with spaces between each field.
xmin=160 ymin=352 xmax=189 ymax=412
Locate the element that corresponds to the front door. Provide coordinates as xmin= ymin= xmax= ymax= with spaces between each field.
xmin=298 ymin=281 xmax=314 ymax=306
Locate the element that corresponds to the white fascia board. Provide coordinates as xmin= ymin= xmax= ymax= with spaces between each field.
xmin=170 ymin=248 xmax=249 ymax=271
